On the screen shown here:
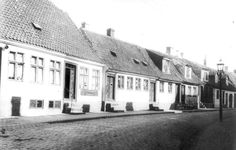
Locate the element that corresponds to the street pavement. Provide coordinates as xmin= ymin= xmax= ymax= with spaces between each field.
xmin=0 ymin=110 xmax=235 ymax=150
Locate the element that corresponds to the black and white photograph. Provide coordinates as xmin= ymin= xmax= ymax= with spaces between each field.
xmin=0 ymin=0 xmax=236 ymax=149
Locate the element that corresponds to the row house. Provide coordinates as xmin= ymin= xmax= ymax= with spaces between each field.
xmin=0 ymin=0 xmax=105 ymax=117
xmin=81 ymin=29 xmax=162 ymax=112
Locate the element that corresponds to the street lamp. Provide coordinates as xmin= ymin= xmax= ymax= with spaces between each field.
xmin=217 ymin=59 xmax=224 ymax=122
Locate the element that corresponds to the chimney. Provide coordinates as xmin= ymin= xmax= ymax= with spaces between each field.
xmin=166 ymin=47 xmax=172 ymax=55
xmin=204 ymin=56 xmax=207 ymax=66
xmin=107 ymin=28 xmax=115 ymax=37
xmin=81 ymin=22 xmax=87 ymax=29
xmin=180 ymin=52 xmax=184 ymax=58
xmin=225 ymin=66 xmax=228 ymax=72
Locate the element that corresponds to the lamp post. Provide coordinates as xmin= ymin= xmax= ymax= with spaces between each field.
xmin=217 ymin=60 xmax=224 ymax=122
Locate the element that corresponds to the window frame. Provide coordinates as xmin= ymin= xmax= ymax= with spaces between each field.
xmin=92 ymin=69 xmax=100 ymax=90
xmin=48 ymin=100 xmax=61 ymax=109
xmin=135 ymin=78 xmax=141 ymax=90
xmin=79 ymin=67 xmax=89 ymax=89
xmin=143 ymin=79 xmax=149 ymax=91
xmin=49 ymin=60 xmax=61 ymax=85
xmin=118 ymin=75 xmax=125 ymax=89
xmin=168 ymin=83 xmax=172 ymax=93
xmin=127 ymin=76 xmax=133 ymax=90
xmin=159 ymin=81 xmax=164 ymax=93
xmin=29 ymin=99 xmax=44 ymax=109
xmin=162 ymin=59 xmax=170 ymax=74
xmin=8 ymin=51 xmax=24 ymax=81
xmin=30 ymin=56 xmax=44 ymax=83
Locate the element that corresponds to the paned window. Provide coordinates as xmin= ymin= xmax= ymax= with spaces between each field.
xmin=48 ymin=100 xmax=61 ymax=109
xmin=193 ymin=87 xmax=197 ymax=95
xmin=79 ymin=67 xmax=89 ymax=89
xmin=49 ymin=60 xmax=61 ymax=85
xmin=30 ymin=100 xmax=44 ymax=108
xmin=163 ymin=59 xmax=170 ymax=74
xmin=159 ymin=81 xmax=164 ymax=93
xmin=91 ymin=70 xmax=100 ymax=90
xmin=185 ymin=66 xmax=192 ymax=79
xmin=118 ymin=75 xmax=124 ymax=89
xmin=8 ymin=51 xmax=24 ymax=81
xmin=188 ymin=86 xmax=192 ymax=95
xmin=30 ymin=56 xmax=44 ymax=83
xmin=135 ymin=78 xmax=141 ymax=90
xmin=127 ymin=77 xmax=133 ymax=89
xmin=143 ymin=79 xmax=149 ymax=91
xmin=168 ymin=83 xmax=172 ymax=93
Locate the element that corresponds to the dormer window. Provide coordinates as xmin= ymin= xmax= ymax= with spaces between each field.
xmin=110 ymin=51 xmax=117 ymax=57
xmin=162 ymin=58 xmax=170 ymax=74
xmin=32 ymin=22 xmax=42 ymax=31
xmin=226 ymin=76 xmax=229 ymax=86
xmin=133 ymin=58 xmax=140 ymax=64
xmin=185 ymin=66 xmax=192 ymax=79
xmin=201 ymin=70 xmax=209 ymax=81
xmin=215 ymin=74 xmax=219 ymax=83
xmin=141 ymin=61 xmax=148 ymax=66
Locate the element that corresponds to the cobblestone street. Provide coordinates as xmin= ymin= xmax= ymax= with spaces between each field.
xmin=0 ymin=110 xmax=235 ymax=150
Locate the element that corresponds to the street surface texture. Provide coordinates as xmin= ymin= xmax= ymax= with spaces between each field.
xmin=0 ymin=110 xmax=235 ymax=150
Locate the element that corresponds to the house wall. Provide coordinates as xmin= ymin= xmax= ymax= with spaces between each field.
xmin=107 ymin=73 xmax=151 ymax=111
xmin=0 ymin=43 xmax=103 ymax=117
xmin=214 ymin=89 xmax=235 ymax=108
xmin=155 ymin=81 xmax=177 ymax=110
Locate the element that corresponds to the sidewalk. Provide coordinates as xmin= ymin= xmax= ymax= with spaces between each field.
xmin=0 ymin=110 xmax=172 ymax=130
xmin=0 ymin=108 xmax=223 ymax=131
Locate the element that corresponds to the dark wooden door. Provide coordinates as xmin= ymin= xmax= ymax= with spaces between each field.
xmin=234 ymin=94 xmax=236 ymax=108
xmin=181 ymin=85 xmax=185 ymax=104
xmin=175 ymin=84 xmax=180 ymax=103
xmin=150 ymin=82 xmax=156 ymax=102
xmin=106 ymin=76 xmax=115 ymax=100
xmin=64 ymin=63 xmax=76 ymax=99
xmin=11 ymin=97 xmax=21 ymax=116
xmin=229 ymin=94 xmax=233 ymax=108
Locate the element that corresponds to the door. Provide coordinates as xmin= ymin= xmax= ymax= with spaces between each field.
xmin=234 ymin=94 xmax=236 ymax=108
xmin=106 ymin=76 xmax=115 ymax=100
xmin=64 ymin=63 xmax=76 ymax=100
xmin=181 ymin=85 xmax=185 ymax=104
xmin=11 ymin=97 xmax=21 ymax=116
xmin=229 ymin=94 xmax=233 ymax=108
xmin=150 ymin=82 xmax=156 ymax=102
xmin=175 ymin=84 xmax=180 ymax=103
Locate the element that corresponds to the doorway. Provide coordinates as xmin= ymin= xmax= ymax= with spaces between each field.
xmin=106 ymin=76 xmax=115 ymax=100
xmin=11 ymin=97 xmax=21 ymax=116
xmin=181 ymin=85 xmax=185 ymax=104
xmin=150 ymin=82 xmax=156 ymax=102
xmin=229 ymin=94 xmax=233 ymax=108
xmin=64 ymin=63 xmax=76 ymax=100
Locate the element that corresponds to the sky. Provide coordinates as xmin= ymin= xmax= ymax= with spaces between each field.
xmin=51 ymin=0 xmax=236 ymax=71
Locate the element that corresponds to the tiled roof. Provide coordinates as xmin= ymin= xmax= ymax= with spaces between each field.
xmin=81 ymin=30 xmax=162 ymax=78
xmin=146 ymin=49 xmax=182 ymax=82
xmin=0 ymin=0 xmax=101 ymax=63
xmin=172 ymin=57 xmax=202 ymax=85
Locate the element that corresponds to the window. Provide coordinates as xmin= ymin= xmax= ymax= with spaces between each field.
xmin=143 ymin=79 xmax=149 ymax=91
xmin=216 ymin=90 xmax=220 ymax=99
xmin=8 ymin=51 xmax=24 ymax=81
xmin=193 ymin=87 xmax=197 ymax=95
xmin=168 ymin=83 xmax=172 ymax=93
xmin=30 ymin=100 xmax=44 ymax=108
xmin=201 ymin=70 xmax=209 ymax=81
xmin=185 ymin=66 xmax=192 ymax=79
xmin=226 ymin=77 xmax=229 ymax=86
xmin=79 ymin=67 xmax=89 ymax=89
xmin=30 ymin=56 xmax=44 ymax=83
xmin=133 ymin=59 xmax=140 ymax=64
xmin=142 ymin=61 xmax=148 ymax=66
xmin=48 ymin=100 xmax=61 ymax=109
xmin=215 ymin=74 xmax=219 ymax=83
xmin=118 ymin=75 xmax=124 ymax=89
xmin=135 ymin=78 xmax=141 ymax=90
xmin=127 ymin=77 xmax=133 ymax=89
xmin=163 ymin=59 xmax=170 ymax=74
xmin=110 ymin=51 xmax=117 ymax=57
xmin=49 ymin=60 xmax=61 ymax=85
xmin=188 ymin=86 xmax=192 ymax=95
xmin=91 ymin=70 xmax=100 ymax=90
xmin=159 ymin=81 xmax=164 ymax=93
